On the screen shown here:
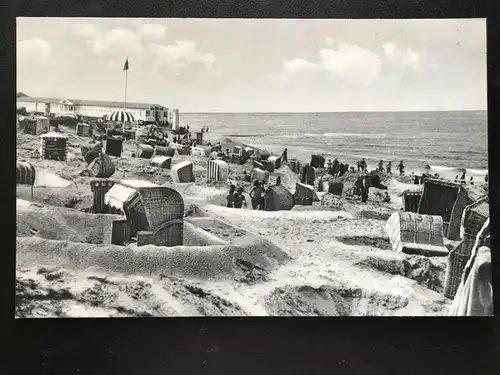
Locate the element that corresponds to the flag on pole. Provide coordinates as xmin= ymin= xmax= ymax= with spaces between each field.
xmin=123 ymin=57 xmax=129 ymax=71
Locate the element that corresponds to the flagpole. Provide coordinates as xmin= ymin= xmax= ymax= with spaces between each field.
xmin=124 ymin=57 xmax=128 ymax=112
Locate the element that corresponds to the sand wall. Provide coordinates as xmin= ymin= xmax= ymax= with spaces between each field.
xmin=17 ymin=235 xmax=290 ymax=281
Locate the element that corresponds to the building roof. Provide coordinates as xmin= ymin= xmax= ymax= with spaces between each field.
xmin=16 ymin=96 xmax=167 ymax=110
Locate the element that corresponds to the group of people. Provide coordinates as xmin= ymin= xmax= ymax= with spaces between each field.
xmin=201 ymin=126 xmax=210 ymax=133
xmin=226 ymin=185 xmax=247 ymax=208
xmin=353 ymin=175 xmax=391 ymax=203
xmin=454 ymin=171 xmax=479 ymax=185
xmin=227 ymin=176 xmax=283 ymax=210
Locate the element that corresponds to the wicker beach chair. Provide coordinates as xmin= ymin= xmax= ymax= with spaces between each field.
xmin=328 ymin=180 xmax=344 ymax=196
xmin=444 ymin=196 xmax=489 ymax=299
xmin=294 ymin=182 xmax=315 ymax=205
xmin=88 ymin=154 xmax=116 ymax=178
xmin=268 ymin=156 xmax=282 ymax=170
xmin=207 ymin=160 xmax=230 ymax=182
xmin=149 ymin=156 xmax=172 ymax=169
xmin=123 ymin=187 xmax=184 ymax=247
xmin=386 ymin=212 xmax=448 ymax=256
xmin=136 ymin=143 xmax=154 ymax=159
xmin=417 ymin=178 xmax=470 ymax=240
xmin=154 ymin=146 xmax=175 ymax=157
xmin=90 ymin=179 xmax=116 ymax=213
xmin=105 ymin=137 xmax=123 ymax=157
xmin=16 ymin=160 xmax=36 ymax=198
xmin=264 ymin=185 xmax=295 ymax=211
xmin=171 ymin=161 xmax=195 ymax=183
xmin=250 ymin=168 xmax=269 ymax=184
xmin=403 ymin=190 xmax=422 ymax=213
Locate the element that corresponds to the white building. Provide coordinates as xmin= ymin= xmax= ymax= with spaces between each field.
xmin=16 ymin=96 xmax=178 ymax=123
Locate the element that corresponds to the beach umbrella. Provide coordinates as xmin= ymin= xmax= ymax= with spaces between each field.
xmin=108 ymin=110 xmax=135 ymax=122
xmin=55 ymin=112 xmax=78 ymax=119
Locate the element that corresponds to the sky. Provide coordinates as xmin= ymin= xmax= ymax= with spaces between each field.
xmin=17 ymin=18 xmax=487 ymax=113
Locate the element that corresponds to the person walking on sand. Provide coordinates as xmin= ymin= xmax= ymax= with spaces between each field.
xmin=398 ymin=160 xmax=405 ymax=175
xmin=470 ymin=176 xmax=474 ymax=185
xmin=227 ymin=185 xmax=236 ymax=208
xmin=386 ymin=161 xmax=392 ymax=174
xmin=356 ymin=161 xmax=361 ymax=172
xmin=460 ymin=170 xmax=466 ymax=184
xmin=282 ymin=148 xmax=288 ymax=163
xmin=249 ymin=180 xmax=264 ymax=210
xmin=378 ymin=160 xmax=384 ymax=173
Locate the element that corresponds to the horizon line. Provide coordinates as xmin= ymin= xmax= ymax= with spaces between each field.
xmin=182 ymin=109 xmax=487 ymax=114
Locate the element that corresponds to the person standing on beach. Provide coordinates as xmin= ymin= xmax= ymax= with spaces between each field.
xmin=276 ymin=176 xmax=282 ymax=185
xmin=327 ymin=159 xmax=333 ymax=174
xmin=282 ymin=148 xmax=288 ymax=163
xmin=460 ymin=171 xmax=466 ymax=184
xmin=485 ymin=174 xmax=489 ymax=183
xmin=227 ymin=185 xmax=236 ymax=208
xmin=356 ymin=161 xmax=360 ymax=172
xmin=360 ymin=158 xmax=367 ymax=173
xmin=361 ymin=175 xmax=369 ymax=203
xmin=378 ymin=160 xmax=384 ymax=173
xmin=398 ymin=161 xmax=405 ymax=175
xmin=234 ymin=187 xmax=246 ymax=209
xmin=250 ymin=180 xmax=264 ymax=210
xmin=386 ymin=161 xmax=392 ymax=174
xmin=470 ymin=176 xmax=474 ymax=185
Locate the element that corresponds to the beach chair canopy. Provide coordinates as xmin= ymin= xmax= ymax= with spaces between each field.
xmin=104 ymin=180 xmax=159 ymax=211
xmin=107 ymin=110 xmax=135 ymax=122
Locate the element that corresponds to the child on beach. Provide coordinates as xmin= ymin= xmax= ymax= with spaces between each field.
xmin=234 ymin=187 xmax=247 ymax=209
xmin=386 ymin=161 xmax=392 ymax=174
xmin=227 ymin=185 xmax=236 ymax=207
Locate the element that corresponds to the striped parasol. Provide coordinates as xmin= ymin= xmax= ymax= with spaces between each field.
xmin=107 ymin=110 xmax=135 ymax=122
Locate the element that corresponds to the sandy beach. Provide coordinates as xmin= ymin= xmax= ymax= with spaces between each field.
xmin=15 ymin=127 xmax=488 ymax=317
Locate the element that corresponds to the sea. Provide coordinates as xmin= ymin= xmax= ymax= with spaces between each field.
xmin=181 ymin=111 xmax=488 ymax=180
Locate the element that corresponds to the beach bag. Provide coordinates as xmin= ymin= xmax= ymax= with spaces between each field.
xmin=88 ymin=154 xmax=116 ymax=178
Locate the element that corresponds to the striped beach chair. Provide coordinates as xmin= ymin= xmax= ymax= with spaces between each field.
xmin=16 ymin=160 xmax=36 ymax=198
xmin=207 ymin=160 xmax=230 ymax=182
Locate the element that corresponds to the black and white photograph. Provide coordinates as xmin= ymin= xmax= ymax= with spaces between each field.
xmin=16 ymin=17 xmax=491 ymax=317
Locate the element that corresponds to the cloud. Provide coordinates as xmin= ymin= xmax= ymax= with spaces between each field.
xmin=140 ymin=24 xmax=166 ymax=39
xmin=150 ymin=40 xmax=215 ymax=71
xmin=282 ymin=41 xmax=382 ymax=85
xmin=383 ymin=42 xmax=424 ymax=69
xmin=17 ymin=38 xmax=52 ymax=63
xmin=92 ymin=28 xmax=144 ymax=55
xmin=283 ymin=58 xmax=318 ymax=73
xmin=72 ymin=23 xmax=101 ymax=38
